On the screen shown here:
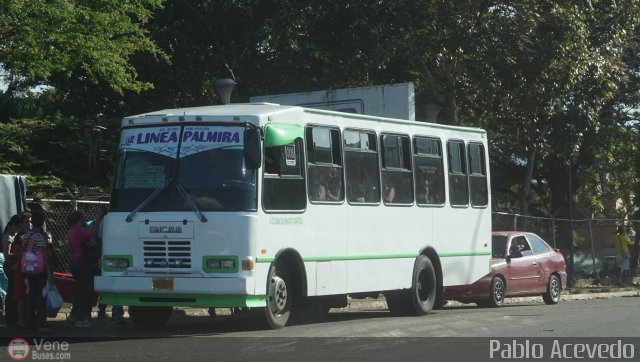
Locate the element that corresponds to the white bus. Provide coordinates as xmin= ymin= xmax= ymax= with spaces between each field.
xmin=95 ymin=103 xmax=492 ymax=329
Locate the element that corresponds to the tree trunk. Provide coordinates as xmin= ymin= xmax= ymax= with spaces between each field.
xmin=519 ymin=145 xmax=537 ymax=217
xmin=441 ymin=56 xmax=458 ymax=126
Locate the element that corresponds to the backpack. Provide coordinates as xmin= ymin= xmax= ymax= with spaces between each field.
xmin=21 ymin=235 xmax=45 ymax=274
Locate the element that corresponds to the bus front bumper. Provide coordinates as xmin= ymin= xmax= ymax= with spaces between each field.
xmin=95 ymin=275 xmax=265 ymax=308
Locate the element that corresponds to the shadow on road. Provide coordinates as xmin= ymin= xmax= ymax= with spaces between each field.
xmin=0 ymin=307 xmax=413 ymax=341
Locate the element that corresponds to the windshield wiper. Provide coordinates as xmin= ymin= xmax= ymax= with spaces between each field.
xmin=125 ymin=178 xmax=172 ymax=222
xmin=174 ymin=179 xmax=208 ymax=222
xmin=125 ymin=178 xmax=208 ymax=223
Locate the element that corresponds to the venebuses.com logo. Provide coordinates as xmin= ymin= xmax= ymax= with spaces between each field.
xmin=7 ymin=338 xmax=30 ymax=361
xmin=6 ymin=337 xmax=71 ymax=361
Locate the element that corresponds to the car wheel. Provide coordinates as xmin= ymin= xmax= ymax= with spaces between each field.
xmin=542 ymin=274 xmax=561 ymax=305
xmin=488 ymin=277 xmax=505 ymax=307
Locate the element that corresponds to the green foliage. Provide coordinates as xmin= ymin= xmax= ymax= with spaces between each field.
xmin=0 ymin=111 xmax=114 ymax=197
xmin=0 ymin=0 xmax=165 ymax=94
xmin=1 ymin=0 xmax=640 ymax=219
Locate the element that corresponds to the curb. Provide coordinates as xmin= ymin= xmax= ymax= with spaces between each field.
xmin=48 ymin=287 xmax=640 ymax=321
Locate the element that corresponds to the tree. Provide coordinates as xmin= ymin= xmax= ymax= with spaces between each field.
xmin=0 ymin=0 xmax=164 ymax=95
xmin=466 ymin=1 xmax=640 ymax=216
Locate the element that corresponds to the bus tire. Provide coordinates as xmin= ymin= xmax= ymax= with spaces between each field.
xmin=128 ymin=306 xmax=173 ymax=328
xmin=409 ymin=255 xmax=437 ymax=315
xmin=255 ymin=263 xmax=292 ymax=329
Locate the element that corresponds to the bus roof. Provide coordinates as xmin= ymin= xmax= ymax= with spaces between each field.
xmin=122 ymin=103 xmax=485 ymax=135
xmin=122 ymin=103 xmax=300 ymax=124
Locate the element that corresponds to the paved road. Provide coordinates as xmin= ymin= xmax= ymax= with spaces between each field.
xmin=1 ymin=291 xmax=639 ymax=361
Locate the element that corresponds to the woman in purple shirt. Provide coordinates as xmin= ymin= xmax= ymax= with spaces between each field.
xmin=67 ymin=209 xmax=103 ymax=327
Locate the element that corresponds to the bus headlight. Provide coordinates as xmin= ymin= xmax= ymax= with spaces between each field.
xmin=203 ymin=256 xmax=238 ymax=273
xmin=103 ymin=256 xmax=131 ymax=271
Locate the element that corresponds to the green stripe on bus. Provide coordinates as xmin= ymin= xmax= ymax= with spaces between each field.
xmin=256 ymin=251 xmax=491 ymax=263
xmin=100 ymin=293 xmax=266 ymax=308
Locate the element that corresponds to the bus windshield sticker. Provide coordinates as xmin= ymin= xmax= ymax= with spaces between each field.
xmin=180 ymin=126 xmax=244 ymax=157
xmin=120 ymin=126 xmax=180 ymax=157
xmin=124 ymin=165 xmax=167 ymax=189
xmin=285 ymin=144 xmax=297 ymax=166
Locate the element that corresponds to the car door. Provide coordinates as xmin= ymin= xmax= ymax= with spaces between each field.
xmin=526 ymin=233 xmax=554 ymax=292
xmin=505 ymin=236 xmax=543 ymax=294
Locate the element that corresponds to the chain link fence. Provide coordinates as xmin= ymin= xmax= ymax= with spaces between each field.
xmin=40 ymin=198 xmax=634 ymax=283
xmin=43 ymin=199 xmax=108 ymax=273
xmin=493 ymin=212 xmax=639 ymax=284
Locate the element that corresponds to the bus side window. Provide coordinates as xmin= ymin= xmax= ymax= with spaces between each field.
xmin=263 ymin=138 xmax=306 ymax=211
xmin=305 ymin=126 xmax=344 ymax=203
xmin=447 ymin=140 xmax=469 ymax=207
xmin=381 ymin=134 xmax=413 ymax=205
xmin=468 ymin=142 xmax=488 ymax=207
xmin=414 ymin=136 xmax=445 ymax=205
xmin=344 ymin=130 xmax=380 ymax=204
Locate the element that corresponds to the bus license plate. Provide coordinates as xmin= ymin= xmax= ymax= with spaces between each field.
xmin=152 ymin=278 xmax=174 ymax=291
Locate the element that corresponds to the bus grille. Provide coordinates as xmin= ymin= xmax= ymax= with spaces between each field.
xmin=142 ymin=240 xmax=192 ymax=268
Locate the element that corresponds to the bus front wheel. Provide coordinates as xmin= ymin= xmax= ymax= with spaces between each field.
xmin=128 ymin=306 xmax=173 ymax=328
xmin=254 ymin=263 xmax=292 ymax=329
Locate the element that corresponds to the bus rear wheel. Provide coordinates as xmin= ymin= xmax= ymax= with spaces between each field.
xmin=409 ymin=255 xmax=437 ymax=315
xmin=254 ymin=263 xmax=292 ymax=329
xmin=128 ymin=306 xmax=173 ymax=328
xmin=385 ymin=255 xmax=437 ymax=316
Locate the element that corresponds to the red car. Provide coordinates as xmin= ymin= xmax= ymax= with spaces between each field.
xmin=444 ymin=231 xmax=567 ymax=307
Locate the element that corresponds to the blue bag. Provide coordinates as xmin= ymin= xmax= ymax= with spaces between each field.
xmin=43 ymin=281 xmax=64 ymax=318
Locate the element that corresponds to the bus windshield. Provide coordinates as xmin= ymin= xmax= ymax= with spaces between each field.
xmin=110 ymin=125 xmax=257 ymax=212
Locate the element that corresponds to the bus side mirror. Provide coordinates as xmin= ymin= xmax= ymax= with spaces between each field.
xmin=244 ymin=128 xmax=262 ymax=169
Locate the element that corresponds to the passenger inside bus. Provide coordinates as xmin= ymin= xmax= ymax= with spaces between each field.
xmin=309 ymin=168 xmax=327 ymax=202
xmin=417 ymin=173 xmax=431 ymax=204
xmin=351 ymin=171 xmax=376 ymax=203
xmin=383 ymin=175 xmax=396 ymax=203
xmin=325 ymin=167 xmax=342 ymax=201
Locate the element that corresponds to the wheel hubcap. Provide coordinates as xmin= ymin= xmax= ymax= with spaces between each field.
xmin=268 ymin=275 xmax=288 ymax=314
xmin=417 ymin=270 xmax=431 ymax=301
xmin=494 ymin=281 xmax=504 ymax=302
xmin=550 ymin=278 xmax=559 ymax=299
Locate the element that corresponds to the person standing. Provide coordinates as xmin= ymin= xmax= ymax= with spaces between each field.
xmin=630 ymin=230 xmax=640 ymax=279
xmin=19 ymin=211 xmax=53 ymax=332
xmin=27 ymin=197 xmax=48 ymax=232
xmin=67 ymin=209 xmax=103 ymax=327
xmin=614 ymin=226 xmax=633 ymax=286
xmin=2 ymin=214 xmax=24 ymax=327
xmin=11 ymin=213 xmax=31 ymax=328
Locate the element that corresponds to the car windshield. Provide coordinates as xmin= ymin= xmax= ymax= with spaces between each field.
xmin=492 ymin=235 xmax=508 ymax=258
xmin=110 ymin=124 xmax=257 ymax=212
